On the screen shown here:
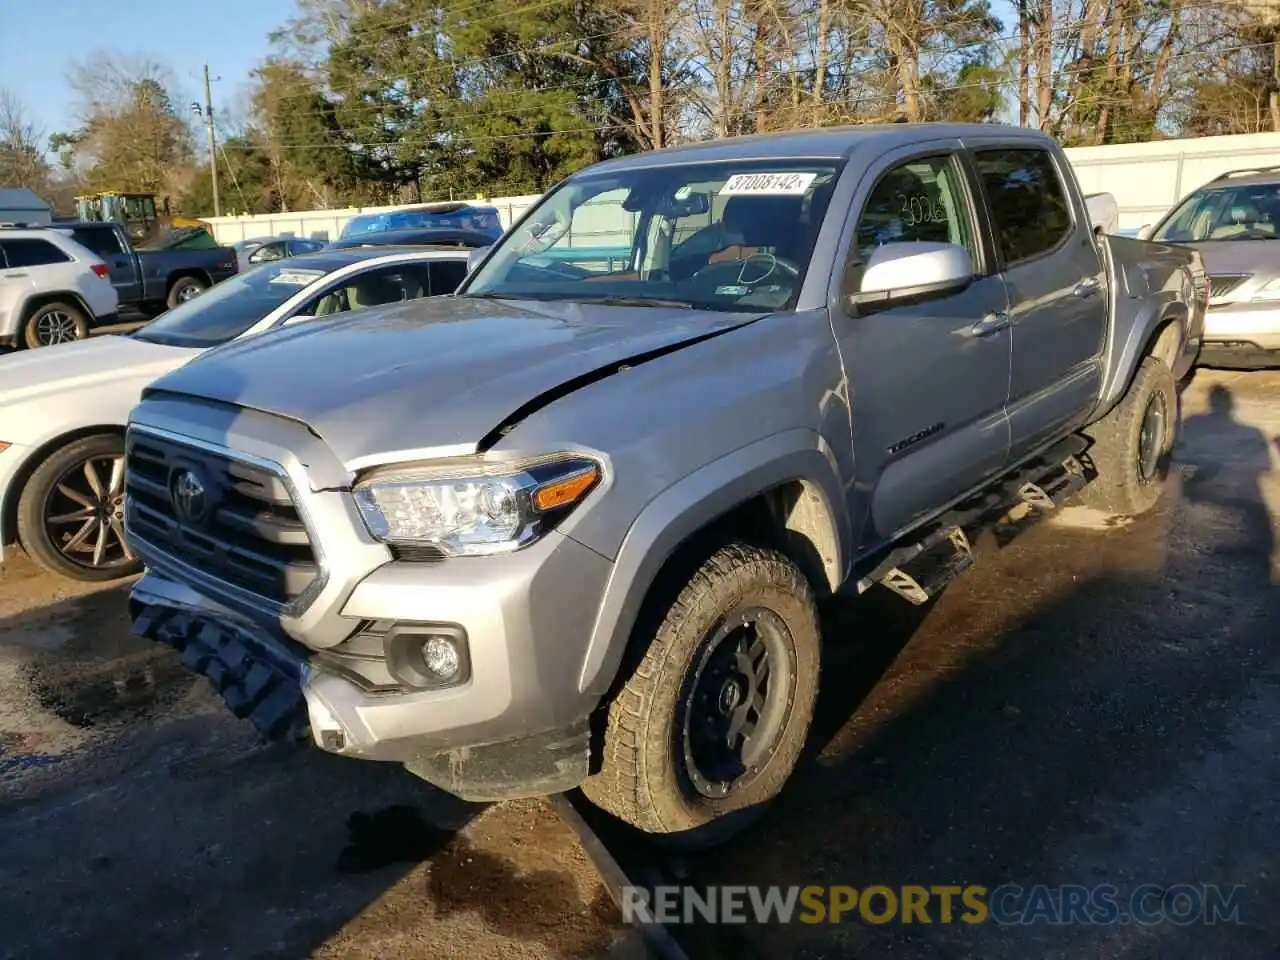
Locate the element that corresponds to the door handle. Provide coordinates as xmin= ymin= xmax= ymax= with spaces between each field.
xmin=969 ymin=311 xmax=1010 ymax=338
xmin=1074 ymin=276 xmax=1101 ymax=298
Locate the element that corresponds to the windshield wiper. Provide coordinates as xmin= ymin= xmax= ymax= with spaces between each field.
xmin=563 ymin=295 xmax=700 ymax=309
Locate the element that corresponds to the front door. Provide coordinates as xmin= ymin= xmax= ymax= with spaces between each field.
xmin=968 ymin=143 xmax=1108 ymax=461
xmin=835 ymin=148 xmax=1012 ymax=547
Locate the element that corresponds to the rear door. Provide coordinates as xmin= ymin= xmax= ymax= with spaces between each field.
xmin=0 ymin=242 xmax=29 ymax=337
xmin=65 ymin=226 xmax=141 ymax=305
xmin=967 ymin=142 xmax=1108 ymax=461
xmin=833 ymin=144 xmax=1012 ymax=544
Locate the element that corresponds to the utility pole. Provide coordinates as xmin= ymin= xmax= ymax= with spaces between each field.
xmin=203 ymin=64 xmax=220 ymax=217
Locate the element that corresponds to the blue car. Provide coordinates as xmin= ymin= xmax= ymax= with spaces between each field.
xmin=340 ymin=202 xmax=503 ymax=242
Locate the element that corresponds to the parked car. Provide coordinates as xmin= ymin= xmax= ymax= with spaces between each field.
xmin=327 ymin=227 xmax=498 ymax=250
xmin=1137 ymin=165 xmax=1280 ymax=368
xmin=0 ymin=227 xmax=119 ymax=349
xmin=339 ymin=201 xmax=503 ymax=242
xmin=124 ymin=123 xmax=1204 ymax=847
xmin=52 ymin=220 xmax=238 ymax=315
xmin=234 ymin=236 xmax=328 ymax=272
xmin=0 ymin=247 xmax=471 ymax=581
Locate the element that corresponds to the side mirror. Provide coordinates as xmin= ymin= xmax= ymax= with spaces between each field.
xmin=1137 ymin=224 xmax=1154 ymax=240
xmin=467 ymin=245 xmax=493 ymax=272
xmin=847 ymin=242 xmax=973 ymax=312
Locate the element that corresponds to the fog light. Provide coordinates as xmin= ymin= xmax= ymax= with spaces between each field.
xmin=385 ymin=623 xmax=470 ymax=689
xmin=423 ymin=636 xmax=460 ymax=680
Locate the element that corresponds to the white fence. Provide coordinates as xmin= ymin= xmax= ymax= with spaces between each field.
xmin=1066 ymin=132 xmax=1280 ymax=230
xmin=202 ymin=131 xmax=1280 ymax=244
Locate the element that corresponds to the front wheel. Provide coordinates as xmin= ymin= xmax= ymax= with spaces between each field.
xmin=23 ymin=301 xmax=89 ymax=349
xmin=15 ymin=434 xmax=141 ymax=581
xmin=1078 ymin=355 xmax=1177 ymax=516
xmin=581 ymin=542 xmax=821 ymax=849
xmin=166 ymin=276 xmax=207 ymax=309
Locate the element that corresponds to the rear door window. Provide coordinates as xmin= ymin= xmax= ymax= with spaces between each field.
xmin=428 ymin=259 xmax=468 ymax=295
xmin=973 ymin=148 xmax=1073 ymax=264
xmin=0 ymin=238 xmax=73 ymax=267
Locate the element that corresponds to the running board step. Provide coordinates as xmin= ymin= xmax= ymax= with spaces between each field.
xmin=877 ymin=526 xmax=973 ymax=605
xmin=1012 ymin=456 xmax=1088 ymax=515
xmin=855 ymin=436 xmax=1091 ymax=602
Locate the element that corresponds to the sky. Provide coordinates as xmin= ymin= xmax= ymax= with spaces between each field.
xmin=0 ymin=0 xmax=297 ymax=144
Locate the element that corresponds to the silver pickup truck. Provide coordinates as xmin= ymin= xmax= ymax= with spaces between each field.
xmin=123 ymin=124 xmax=1205 ymax=848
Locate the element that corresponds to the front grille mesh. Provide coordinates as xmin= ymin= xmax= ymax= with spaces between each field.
xmin=125 ymin=434 xmax=318 ymax=605
xmin=1209 ymin=274 xmax=1250 ymax=299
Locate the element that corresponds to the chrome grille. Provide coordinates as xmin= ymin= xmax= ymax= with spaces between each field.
xmin=124 ymin=433 xmax=318 ymax=605
xmin=1209 ymin=274 xmax=1250 ymax=299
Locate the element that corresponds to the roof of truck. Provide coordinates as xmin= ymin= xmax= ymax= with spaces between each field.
xmin=586 ymin=123 xmax=1051 ymax=175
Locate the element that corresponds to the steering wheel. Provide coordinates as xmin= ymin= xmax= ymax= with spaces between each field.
xmin=691 ymin=252 xmax=800 ymax=289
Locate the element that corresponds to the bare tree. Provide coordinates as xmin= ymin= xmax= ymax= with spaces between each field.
xmin=0 ymin=88 xmax=52 ymax=194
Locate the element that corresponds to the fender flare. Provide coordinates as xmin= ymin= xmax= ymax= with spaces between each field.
xmin=1095 ymin=292 xmax=1186 ymax=420
xmin=576 ymin=428 xmax=849 ymax=696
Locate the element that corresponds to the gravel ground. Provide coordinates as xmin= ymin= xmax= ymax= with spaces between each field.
xmin=1 ymin=367 xmax=1278 ymax=959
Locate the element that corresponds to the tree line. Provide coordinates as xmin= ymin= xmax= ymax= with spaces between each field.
xmin=1 ymin=0 xmax=1274 ymax=217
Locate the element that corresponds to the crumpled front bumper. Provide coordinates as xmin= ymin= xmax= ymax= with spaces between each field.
xmin=130 ymin=576 xmax=310 ymax=739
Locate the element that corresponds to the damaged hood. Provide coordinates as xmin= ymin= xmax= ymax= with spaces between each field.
xmin=147 ymin=295 xmax=763 ymax=468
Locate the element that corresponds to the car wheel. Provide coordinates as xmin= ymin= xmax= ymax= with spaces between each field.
xmin=166 ymin=276 xmax=207 ymax=309
xmin=581 ymin=541 xmax=821 ymax=849
xmin=16 ymin=434 xmax=141 ymax=582
xmin=1078 ymin=355 xmax=1177 ymax=516
xmin=22 ymin=301 xmax=89 ymax=349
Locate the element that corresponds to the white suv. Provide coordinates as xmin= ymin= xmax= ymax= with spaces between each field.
xmin=0 ymin=228 xmax=120 ymax=350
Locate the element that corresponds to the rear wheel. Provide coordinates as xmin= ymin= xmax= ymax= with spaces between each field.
xmin=166 ymin=276 xmax=207 ymax=309
xmin=23 ymin=301 xmax=89 ymax=349
xmin=1078 ymin=355 xmax=1177 ymax=516
xmin=16 ymin=434 xmax=141 ymax=581
xmin=581 ymin=542 xmax=821 ymax=849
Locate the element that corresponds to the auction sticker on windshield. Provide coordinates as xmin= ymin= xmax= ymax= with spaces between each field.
xmin=720 ymin=172 xmax=817 ymax=196
xmin=269 ymin=269 xmax=327 ymax=286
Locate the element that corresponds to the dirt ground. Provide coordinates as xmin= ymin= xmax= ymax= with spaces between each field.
xmin=2 ymin=368 xmax=1279 ymax=958
xmin=0 ymin=558 xmax=634 ymax=954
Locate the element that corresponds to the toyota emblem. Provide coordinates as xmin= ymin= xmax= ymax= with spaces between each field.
xmin=171 ymin=469 xmax=208 ymax=523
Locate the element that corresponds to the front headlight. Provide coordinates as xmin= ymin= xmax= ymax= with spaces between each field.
xmin=1252 ymin=278 xmax=1280 ymax=302
xmin=353 ymin=454 xmax=601 ymax=556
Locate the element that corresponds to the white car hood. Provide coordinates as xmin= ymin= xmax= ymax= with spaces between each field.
xmin=0 ymin=335 xmax=200 ymax=441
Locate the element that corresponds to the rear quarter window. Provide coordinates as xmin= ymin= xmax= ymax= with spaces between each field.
xmin=67 ymin=227 xmax=124 ymax=257
xmin=974 ymin=148 xmax=1073 ymax=264
xmin=0 ymin=238 xmax=73 ymax=267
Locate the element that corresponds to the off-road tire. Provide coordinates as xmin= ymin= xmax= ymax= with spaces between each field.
xmin=166 ymin=275 xmax=207 ymax=309
xmin=22 ymin=301 xmax=89 ymax=349
xmin=581 ymin=542 xmax=821 ymax=849
xmin=16 ymin=433 xmax=142 ymax=582
xmin=1078 ymin=355 xmax=1176 ymax=516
